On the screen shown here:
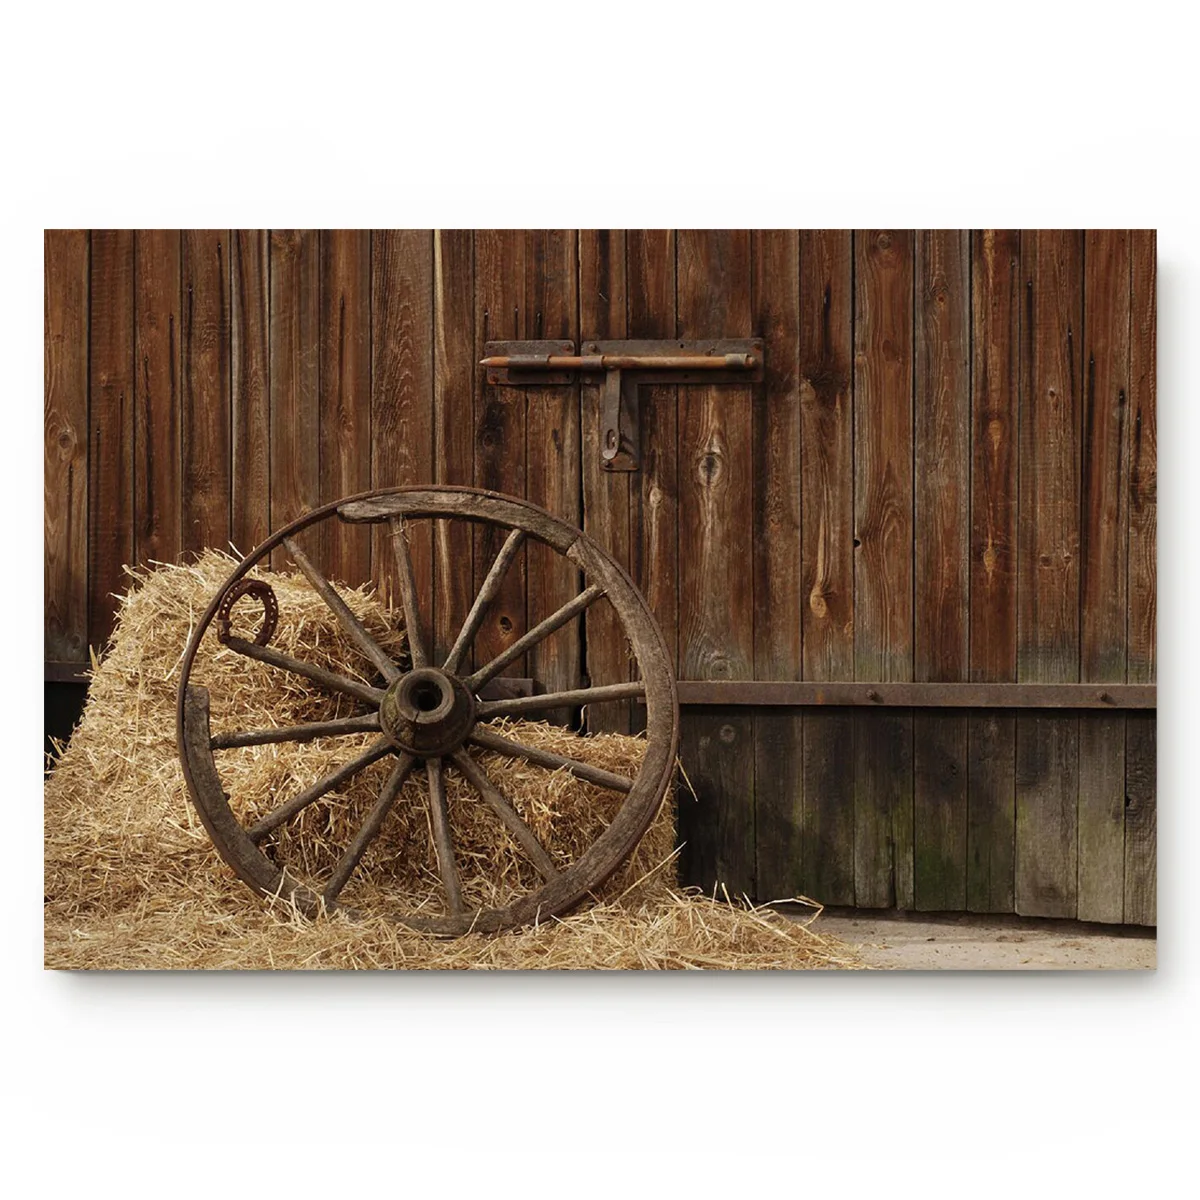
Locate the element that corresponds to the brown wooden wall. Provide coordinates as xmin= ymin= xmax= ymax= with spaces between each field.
xmin=44 ymin=230 xmax=1157 ymax=924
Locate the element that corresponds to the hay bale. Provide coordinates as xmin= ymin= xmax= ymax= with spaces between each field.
xmin=44 ymin=553 xmax=862 ymax=970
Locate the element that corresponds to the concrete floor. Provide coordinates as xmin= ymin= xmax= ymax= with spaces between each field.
xmin=804 ymin=908 xmax=1156 ymax=970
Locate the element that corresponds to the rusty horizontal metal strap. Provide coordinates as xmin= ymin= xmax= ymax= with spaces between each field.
xmin=481 ymin=352 xmax=759 ymax=371
xmin=670 ymin=681 xmax=1157 ymax=710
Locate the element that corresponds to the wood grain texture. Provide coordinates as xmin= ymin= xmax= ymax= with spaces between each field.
xmin=88 ymin=230 xmax=134 ymax=650
xmin=1124 ymin=231 xmax=1156 ymax=926
xmin=913 ymin=230 xmax=970 ymax=911
xmin=133 ymin=230 xmax=181 ymax=570
xmin=968 ymin=230 xmax=1019 ymax=912
xmin=473 ymin=230 xmax=527 ymax=676
xmin=371 ymin=230 xmax=433 ymax=637
xmin=231 ymin=230 xmax=270 ymax=557
xmin=432 ymin=230 xmax=475 ymax=664
xmin=1015 ymin=229 xmax=1082 ymax=918
xmin=750 ymin=230 xmax=803 ymax=899
xmin=1127 ymin=231 xmax=1156 ymax=685
xmin=318 ymin=230 xmax=371 ymax=584
xmin=676 ymin=230 xmax=755 ymax=896
xmin=45 ymin=230 xmax=90 ymax=663
xmin=580 ymin=229 xmax=633 ymax=733
xmin=1077 ymin=230 xmax=1131 ymax=923
xmin=1124 ymin=711 xmax=1156 ymax=924
xmin=181 ymin=230 xmax=231 ymax=556
xmin=627 ymin=230 xmax=678 ymax=672
xmin=853 ymin=230 xmax=914 ymax=908
xmin=799 ymin=230 xmax=855 ymax=906
xmin=523 ymin=230 xmax=581 ymax=717
xmin=268 ymin=230 xmax=319 ymax=570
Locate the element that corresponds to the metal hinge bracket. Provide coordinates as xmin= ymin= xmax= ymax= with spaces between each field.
xmin=481 ymin=338 xmax=765 ymax=471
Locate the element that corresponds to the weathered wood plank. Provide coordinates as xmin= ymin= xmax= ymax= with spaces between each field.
xmin=580 ymin=229 xmax=633 ymax=734
xmin=1125 ymin=230 xmax=1156 ymax=927
xmin=432 ymin=231 xmax=476 ymax=664
xmin=88 ymin=230 xmax=134 ymax=650
xmin=371 ymin=230 xmax=434 ymax=641
xmin=676 ymin=229 xmax=755 ymax=896
xmin=523 ymin=230 xmax=581 ymax=721
xmin=181 ymin=230 xmax=231 ymax=556
xmin=799 ymin=229 xmax=855 ymax=907
xmin=1124 ymin=712 xmax=1156 ymax=925
xmin=853 ymin=230 xmax=914 ymax=908
xmin=968 ymin=230 xmax=1020 ymax=913
xmin=231 ymin=230 xmax=270 ymax=557
xmin=1127 ymin=230 xmax=1156 ymax=685
xmin=133 ymin=230 xmax=181 ymax=570
xmin=1078 ymin=229 xmax=1131 ymax=924
xmin=318 ymin=230 xmax=371 ymax=585
xmin=913 ymin=230 xmax=970 ymax=912
xmin=45 ymin=230 xmax=90 ymax=663
xmin=268 ymin=230 xmax=319 ymax=571
xmin=473 ymin=231 xmax=527 ymax=677
xmin=750 ymin=230 xmax=803 ymax=900
xmin=1015 ymin=229 xmax=1083 ymax=918
xmin=627 ymin=229 xmax=678 ymax=675
xmin=966 ymin=712 xmax=1015 ymax=912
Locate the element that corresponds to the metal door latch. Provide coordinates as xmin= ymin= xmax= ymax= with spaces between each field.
xmin=481 ymin=338 xmax=765 ymax=471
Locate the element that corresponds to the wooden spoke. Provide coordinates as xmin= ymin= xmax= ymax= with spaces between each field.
xmin=245 ymin=736 xmax=394 ymax=843
xmin=282 ymin=537 xmax=400 ymax=683
xmin=466 ymin=583 xmax=606 ymax=692
xmin=323 ymin=753 xmax=416 ymax=906
xmin=476 ymin=681 xmax=645 ymax=720
xmin=425 ymin=758 xmax=464 ymax=915
xmin=470 ymin=726 xmax=634 ymax=794
xmin=212 ymin=712 xmax=382 ymax=750
xmin=388 ymin=516 xmax=430 ymax=669
xmin=442 ymin=528 xmax=525 ymax=674
xmin=222 ymin=636 xmax=386 ymax=707
xmin=450 ymin=750 xmax=559 ymax=881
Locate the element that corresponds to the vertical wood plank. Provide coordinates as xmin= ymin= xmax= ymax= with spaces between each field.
xmin=473 ymin=230 xmax=527 ymax=675
xmin=231 ymin=230 xmax=270 ymax=557
xmin=133 ymin=230 xmax=181 ymax=570
xmin=1127 ymin=230 xmax=1157 ymax=685
xmin=799 ymin=230 xmax=856 ymax=907
xmin=913 ymin=230 xmax=970 ymax=911
xmin=580 ymin=229 xmax=633 ymax=734
xmin=524 ymin=230 xmax=581 ymax=717
xmin=1124 ymin=713 xmax=1156 ymax=924
xmin=318 ymin=230 xmax=371 ymax=584
xmin=1077 ymin=229 xmax=1131 ymax=923
xmin=968 ymin=230 xmax=1019 ymax=913
xmin=853 ymin=229 xmax=915 ymax=908
xmin=88 ymin=230 xmax=134 ymax=650
xmin=627 ymin=230 xmax=679 ymax=672
xmin=268 ymin=230 xmax=319 ymax=571
xmin=432 ymin=230 xmax=475 ymax=663
xmin=1125 ymin=229 xmax=1157 ymax=924
xmin=1015 ymin=229 xmax=1083 ymax=918
xmin=181 ymin=230 xmax=231 ymax=557
xmin=750 ymin=230 xmax=804 ymax=901
xmin=45 ymin=230 xmax=90 ymax=663
xmin=676 ymin=229 xmax=755 ymax=895
xmin=371 ymin=230 xmax=434 ymax=635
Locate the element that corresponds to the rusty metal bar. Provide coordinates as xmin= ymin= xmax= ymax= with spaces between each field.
xmin=480 ymin=352 xmax=758 ymax=372
xmin=669 ymin=681 xmax=1157 ymax=710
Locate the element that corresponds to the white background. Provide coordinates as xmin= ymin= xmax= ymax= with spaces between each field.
xmin=8 ymin=3 xmax=1196 ymax=1193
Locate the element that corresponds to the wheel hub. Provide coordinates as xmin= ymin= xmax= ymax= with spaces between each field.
xmin=379 ymin=667 xmax=476 ymax=758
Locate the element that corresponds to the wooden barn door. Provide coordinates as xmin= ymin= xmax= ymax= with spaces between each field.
xmin=573 ymin=229 xmax=1156 ymax=923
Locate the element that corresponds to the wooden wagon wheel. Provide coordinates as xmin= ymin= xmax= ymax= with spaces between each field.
xmin=176 ymin=486 xmax=679 ymax=935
